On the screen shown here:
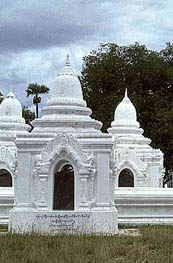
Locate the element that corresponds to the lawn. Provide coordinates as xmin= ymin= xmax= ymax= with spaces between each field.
xmin=0 ymin=226 xmax=173 ymax=263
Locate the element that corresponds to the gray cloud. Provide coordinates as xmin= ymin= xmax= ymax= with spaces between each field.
xmin=0 ymin=0 xmax=173 ymax=108
xmin=0 ymin=0 xmax=114 ymax=52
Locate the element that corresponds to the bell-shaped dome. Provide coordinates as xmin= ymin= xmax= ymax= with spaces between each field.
xmin=32 ymin=55 xmax=102 ymax=134
xmin=112 ymin=89 xmax=139 ymax=128
xmin=115 ymin=89 xmax=136 ymax=121
xmin=0 ymin=90 xmax=24 ymax=124
xmin=49 ymin=54 xmax=84 ymax=106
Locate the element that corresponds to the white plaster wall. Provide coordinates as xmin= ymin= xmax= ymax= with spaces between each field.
xmin=114 ymin=187 xmax=173 ymax=225
xmin=3 ymin=186 xmax=173 ymax=226
xmin=0 ymin=187 xmax=14 ymax=225
xmin=149 ymin=164 xmax=161 ymax=187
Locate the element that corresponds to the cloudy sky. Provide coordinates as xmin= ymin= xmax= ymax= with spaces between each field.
xmin=0 ymin=0 xmax=173 ymax=110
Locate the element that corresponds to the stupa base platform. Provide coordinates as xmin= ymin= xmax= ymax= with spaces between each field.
xmin=9 ymin=208 xmax=118 ymax=235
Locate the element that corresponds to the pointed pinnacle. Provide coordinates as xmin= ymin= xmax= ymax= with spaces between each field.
xmin=125 ymin=88 xmax=128 ymax=98
xmin=10 ymin=84 xmax=13 ymax=92
xmin=65 ymin=54 xmax=70 ymax=66
xmin=7 ymin=84 xmax=15 ymax=98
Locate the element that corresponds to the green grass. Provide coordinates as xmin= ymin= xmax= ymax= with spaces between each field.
xmin=0 ymin=225 xmax=8 ymax=232
xmin=0 ymin=226 xmax=173 ymax=263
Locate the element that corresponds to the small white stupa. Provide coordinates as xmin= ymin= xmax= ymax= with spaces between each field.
xmin=108 ymin=89 xmax=164 ymax=188
xmin=0 ymin=87 xmax=28 ymax=164
xmin=0 ymin=89 xmax=28 ymax=135
xmin=0 ymin=88 xmax=28 ymax=225
xmin=113 ymin=89 xmax=140 ymax=131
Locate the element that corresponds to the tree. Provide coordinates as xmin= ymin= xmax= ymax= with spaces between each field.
xmin=22 ymin=106 xmax=35 ymax=132
xmin=22 ymin=106 xmax=35 ymax=123
xmin=26 ymin=83 xmax=49 ymax=118
xmin=81 ymin=42 xmax=173 ymax=184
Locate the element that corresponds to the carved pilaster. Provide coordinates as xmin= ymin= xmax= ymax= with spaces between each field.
xmin=79 ymin=170 xmax=89 ymax=208
xmin=37 ymin=174 xmax=48 ymax=210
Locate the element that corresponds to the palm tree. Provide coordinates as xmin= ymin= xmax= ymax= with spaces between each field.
xmin=26 ymin=83 xmax=49 ymax=118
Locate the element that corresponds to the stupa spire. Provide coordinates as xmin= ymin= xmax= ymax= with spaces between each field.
xmin=65 ymin=54 xmax=70 ymax=67
xmin=125 ymin=88 xmax=128 ymax=98
xmin=123 ymin=88 xmax=130 ymax=103
xmin=7 ymin=85 xmax=15 ymax=98
xmin=61 ymin=54 xmax=74 ymax=75
xmin=10 ymin=84 xmax=15 ymax=93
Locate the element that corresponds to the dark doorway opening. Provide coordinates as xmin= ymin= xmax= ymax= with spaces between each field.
xmin=53 ymin=164 xmax=74 ymax=210
xmin=118 ymin=169 xmax=134 ymax=187
xmin=0 ymin=169 xmax=12 ymax=187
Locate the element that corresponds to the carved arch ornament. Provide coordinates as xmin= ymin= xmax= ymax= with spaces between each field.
xmin=33 ymin=132 xmax=96 ymax=207
xmin=114 ymin=147 xmax=148 ymax=186
xmin=35 ymin=132 xmax=96 ymax=173
xmin=0 ymin=146 xmax=16 ymax=174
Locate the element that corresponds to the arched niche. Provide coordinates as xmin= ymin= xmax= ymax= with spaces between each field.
xmin=0 ymin=169 xmax=12 ymax=187
xmin=53 ymin=161 xmax=74 ymax=210
xmin=118 ymin=168 xmax=134 ymax=187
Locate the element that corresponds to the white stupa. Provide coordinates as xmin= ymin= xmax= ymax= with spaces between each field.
xmin=32 ymin=55 xmax=102 ymax=134
xmin=9 ymin=56 xmax=118 ymax=235
xmin=1 ymin=56 xmax=172 ymax=229
xmin=0 ymin=89 xmax=28 ymax=134
xmin=108 ymin=89 xmax=164 ymax=187
xmin=0 ymin=88 xmax=28 ymax=225
xmin=113 ymin=89 xmax=139 ymax=128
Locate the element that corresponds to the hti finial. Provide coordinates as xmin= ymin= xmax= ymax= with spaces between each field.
xmin=7 ymin=84 xmax=15 ymax=98
xmin=10 ymin=84 xmax=14 ymax=92
xmin=60 ymin=54 xmax=74 ymax=75
xmin=125 ymin=88 xmax=128 ymax=98
xmin=65 ymin=54 xmax=70 ymax=67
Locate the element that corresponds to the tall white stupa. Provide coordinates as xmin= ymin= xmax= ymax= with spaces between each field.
xmin=9 ymin=56 xmax=118 ymax=235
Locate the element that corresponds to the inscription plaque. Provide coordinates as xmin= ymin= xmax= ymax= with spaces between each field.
xmin=36 ymin=213 xmax=91 ymax=233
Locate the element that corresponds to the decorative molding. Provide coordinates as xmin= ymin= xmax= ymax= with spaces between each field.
xmin=0 ymin=146 xmax=16 ymax=172
xmin=114 ymin=147 xmax=148 ymax=179
xmin=42 ymin=132 xmax=88 ymax=164
xmin=36 ymin=132 xmax=96 ymax=172
xmin=33 ymin=132 xmax=96 ymax=206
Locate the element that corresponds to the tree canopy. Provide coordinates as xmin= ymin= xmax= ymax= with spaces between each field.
xmin=22 ymin=106 xmax=35 ymax=122
xmin=26 ymin=83 xmax=49 ymax=118
xmin=22 ymin=106 xmax=35 ymax=129
xmin=81 ymin=42 xmax=173 ymax=182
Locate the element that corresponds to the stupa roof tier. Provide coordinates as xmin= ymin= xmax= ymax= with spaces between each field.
xmin=32 ymin=55 xmax=102 ymax=134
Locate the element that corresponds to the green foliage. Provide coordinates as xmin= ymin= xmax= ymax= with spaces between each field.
xmin=26 ymin=83 xmax=49 ymax=118
xmin=0 ymin=226 xmax=173 ymax=262
xmin=22 ymin=106 xmax=35 ymax=125
xmin=81 ymin=42 xmax=173 ymax=182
